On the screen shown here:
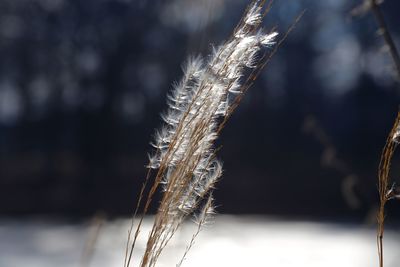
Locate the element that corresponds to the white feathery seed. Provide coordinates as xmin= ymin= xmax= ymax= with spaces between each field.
xmin=126 ymin=2 xmax=278 ymax=267
xmin=392 ymin=123 xmax=400 ymax=144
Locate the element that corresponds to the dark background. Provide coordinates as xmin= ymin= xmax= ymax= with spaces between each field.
xmin=0 ymin=0 xmax=400 ymax=220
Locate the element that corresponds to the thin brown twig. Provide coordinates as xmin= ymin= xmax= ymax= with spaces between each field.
xmin=369 ymin=0 xmax=400 ymax=82
xmin=367 ymin=3 xmax=400 ymax=267
xmin=376 ymin=110 xmax=400 ymax=267
xmin=176 ymin=196 xmax=214 ymax=267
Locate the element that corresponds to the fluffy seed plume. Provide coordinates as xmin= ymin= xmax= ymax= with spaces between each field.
xmin=124 ymin=2 xmax=278 ymax=267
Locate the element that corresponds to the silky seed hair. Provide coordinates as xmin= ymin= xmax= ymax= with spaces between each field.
xmin=124 ymin=2 xmax=278 ymax=267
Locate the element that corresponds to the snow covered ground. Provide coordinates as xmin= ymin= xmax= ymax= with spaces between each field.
xmin=1 ymin=216 xmax=399 ymax=267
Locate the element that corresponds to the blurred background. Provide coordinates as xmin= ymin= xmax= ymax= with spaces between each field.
xmin=1 ymin=0 xmax=400 ymax=266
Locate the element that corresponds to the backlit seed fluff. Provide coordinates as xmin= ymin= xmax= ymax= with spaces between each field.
xmin=129 ymin=2 xmax=278 ymax=267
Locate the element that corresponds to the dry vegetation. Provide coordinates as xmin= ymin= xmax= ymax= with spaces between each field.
xmin=356 ymin=1 xmax=400 ymax=267
xmin=123 ymin=1 xmax=279 ymax=267
xmin=119 ymin=1 xmax=400 ymax=267
xmin=377 ymin=112 xmax=400 ymax=267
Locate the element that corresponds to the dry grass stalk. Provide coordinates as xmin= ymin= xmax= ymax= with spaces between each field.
xmin=352 ymin=0 xmax=400 ymax=83
xmin=377 ymin=111 xmax=400 ymax=267
xmin=351 ymin=2 xmax=400 ymax=266
xmin=123 ymin=1 xmax=278 ymax=267
xmin=369 ymin=0 xmax=400 ymax=82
